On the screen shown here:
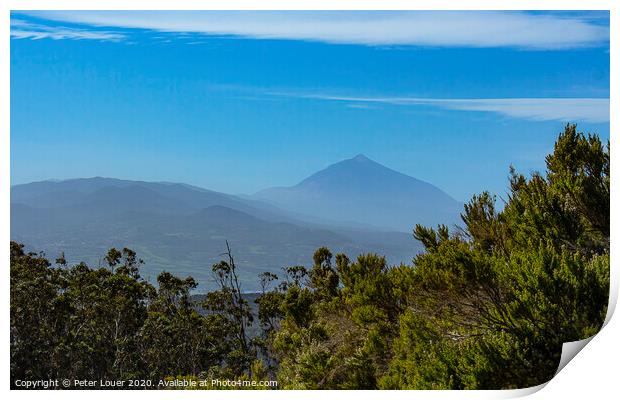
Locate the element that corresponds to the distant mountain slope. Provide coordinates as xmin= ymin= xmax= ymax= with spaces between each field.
xmin=254 ymin=154 xmax=462 ymax=232
xmin=11 ymin=177 xmax=418 ymax=291
xmin=11 ymin=177 xmax=288 ymax=221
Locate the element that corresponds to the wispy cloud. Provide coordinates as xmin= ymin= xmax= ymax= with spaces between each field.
xmin=272 ymin=92 xmax=610 ymax=123
xmin=17 ymin=11 xmax=609 ymax=49
xmin=10 ymin=19 xmax=125 ymax=41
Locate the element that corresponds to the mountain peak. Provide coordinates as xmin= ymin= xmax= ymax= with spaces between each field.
xmin=254 ymin=153 xmax=462 ymax=232
xmin=351 ymin=154 xmax=371 ymax=162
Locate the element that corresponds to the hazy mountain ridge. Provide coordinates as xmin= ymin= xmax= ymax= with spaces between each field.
xmin=11 ymin=156 xmax=463 ymax=290
xmin=12 ymin=177 xmax=287 ymax=221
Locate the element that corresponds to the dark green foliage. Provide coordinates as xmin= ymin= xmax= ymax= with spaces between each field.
xmin=309 ymin=247 xmax=340 ymax=298
xmin=11 ymin=242 xmax=65 ymax=382
xmin=10 ymin=242 xmax=256 ymax=388
xmin=384 ymin=124 xmax=610 ymax=389
xmin=11 ymin=242 xmax=154 ymax=383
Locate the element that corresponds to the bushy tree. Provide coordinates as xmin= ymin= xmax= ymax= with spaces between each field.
xmin=383 ymin=124 xmax=610 ymax=388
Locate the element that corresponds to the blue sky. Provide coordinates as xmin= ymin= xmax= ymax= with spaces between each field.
xmin=10 ymin=11 xmax=610 ymax=201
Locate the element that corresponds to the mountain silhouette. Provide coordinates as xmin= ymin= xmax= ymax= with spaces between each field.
xmin=254 ymin=154 xmax=462 ymax=232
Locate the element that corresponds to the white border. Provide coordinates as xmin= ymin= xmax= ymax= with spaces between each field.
xmin=2 ymin=1 xmax=616 ymax=399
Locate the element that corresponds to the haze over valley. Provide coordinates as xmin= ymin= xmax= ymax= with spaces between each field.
xmin=11 ymin=155 xmax=462 ymax=290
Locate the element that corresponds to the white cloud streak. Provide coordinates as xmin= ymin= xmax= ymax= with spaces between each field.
xmin=18 ymin=11 xmax=608 ymax=49
xmin=279 ymin=93 xmax=610 ymax=123
xmin=10 ymin=19 xmax=125 ymax=41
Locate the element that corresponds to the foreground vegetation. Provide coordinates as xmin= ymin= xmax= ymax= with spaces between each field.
xmin=11 ymin=125 xmax=609 ymax=389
